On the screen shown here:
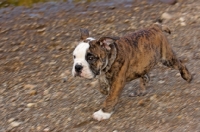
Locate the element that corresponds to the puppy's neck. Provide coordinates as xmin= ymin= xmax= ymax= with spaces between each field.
xmin=102 ymin=43 xmax=117 ymax=73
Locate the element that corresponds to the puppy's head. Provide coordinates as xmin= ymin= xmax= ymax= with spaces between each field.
xmin=72 ymin=29 xmax=117 ymax=79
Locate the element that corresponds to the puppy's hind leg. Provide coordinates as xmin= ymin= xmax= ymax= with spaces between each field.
xmin=129 ymin=74 xmax=150 ymax=97
xmin=179 ymin=63 xmax=192 ymax=83
xmin=161 ymin=36 xmax=192 ymax=82
xmin=161 ymin=40 xmax=192 ymax=82
xmin=162 ymin=57 xmax=192 ymax=82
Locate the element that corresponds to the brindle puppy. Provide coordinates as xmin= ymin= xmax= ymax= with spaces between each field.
xmin=72 ymin=23 xmax=192 ymax=121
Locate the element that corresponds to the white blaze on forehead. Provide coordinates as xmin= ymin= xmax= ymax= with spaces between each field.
xmin=73 ymin=42 xmax=89 ymax=59
xmin=73 ymin=37 xmax=95 ymax=61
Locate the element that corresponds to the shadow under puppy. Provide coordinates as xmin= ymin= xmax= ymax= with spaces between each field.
xmin=72 ymin=23 xmax=192 ymax=121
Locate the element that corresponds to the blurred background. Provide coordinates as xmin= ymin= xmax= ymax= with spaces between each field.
xmin=0 ymin=0 xmax=177 ymax=8
xmin=0 ymin=0 xmax=199 ymax=131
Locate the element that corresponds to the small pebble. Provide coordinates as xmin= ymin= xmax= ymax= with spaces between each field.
xmin=150 ymin=94 xmax=157 ymax=101
xmin=176 ymin=73 xmax=181 ymax=77
xmin=24 ymin=84 xmax=36 ymax=89
xmin=180 ymin=22 xmax=186 ymax=26
xmin=8 ymin=118 xmax=15 ymax=123
xmin=138 ymin=99 xmax=145 ymax=106
xmin=27 ymin=103 xmax=36 ymax=108
xmin=44 ymin=127 xmax=50 ymax=132
xmin=179 ymin=17 xmax=185 ymax=22
xmin=43 ymin=89 xmax=50 ymax=95
xmin=158 ymin=80 xmax=165 ymax=84
xmin=10 ymin=121 xmax=21 ymax=127
xmin=29 ymin=90 xmax=37 ymax=96
xmin=161 ymin=12 xmax=173 ymax=20
xmin=37 ymin=28 xmax=46 ymax=33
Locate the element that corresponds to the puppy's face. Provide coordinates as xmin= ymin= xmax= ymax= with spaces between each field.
xmin=72 ymin=29 xmax=109 ymax=79
xmin=72 ymin=39 xmax=95 ymax=79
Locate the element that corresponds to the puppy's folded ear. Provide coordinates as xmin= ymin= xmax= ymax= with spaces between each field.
xmin=98 ymin=37 xmax=119 ymax=50
xmin=80 ymin=28 xmax=89 ymax=41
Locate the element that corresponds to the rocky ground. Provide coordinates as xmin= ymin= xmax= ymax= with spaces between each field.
xmin=0 ymin=0 xmax=200 ymax=131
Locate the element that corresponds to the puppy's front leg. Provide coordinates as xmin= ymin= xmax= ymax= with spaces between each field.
xmin=98 ymin=76 xmax=110 ymax=95
xmin=93 ymin=80 xmax=125 ymax=121
xmin=129 ymin=74 xmax=150 ymax=97
xmin=93 ymin=65 xmax=127 ymax=121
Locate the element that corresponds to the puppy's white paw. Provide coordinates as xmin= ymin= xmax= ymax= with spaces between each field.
xmin=93 ymin=109 xmax=112 ymax=121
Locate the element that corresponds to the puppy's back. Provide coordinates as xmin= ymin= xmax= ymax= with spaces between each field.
xmin=120 ymin=23 xmax=170 ymax=48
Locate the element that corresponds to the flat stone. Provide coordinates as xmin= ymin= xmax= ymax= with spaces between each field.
xmin=137 ymin=99 xmax=145 ymax=106
xmin=161 ymin=12 xmax=173 ymax=20
xmin=8 ymin=118 xmax=15 ymax=123
xmin=150 ymin=94 xmax=157 ymax=101
xmin=180 ymin=22 xmax=186 ymax=26
xmin=37 ymin=28 xmax=46 ymax=33
xmin=24 ymin=84 xmax=36 ymax=89
xmin=10 ymin=121 xmax=21 ymax=127
xmin=176 ymin=73 xmax=181 ymax=77
xmin=27 ymin=103 xmax=37 ymax=108
xmin=43 ymin=127 xmax=50 ymax=132
xmin=29 ymin=90 xmax=37 ymax=96
xmin=43 ymin=89 xmax=50 ymax=95
xmin=158 ymin=80 xmax=165 ymax=84
xmin=179 ymin=17 xmax=185 ymax=22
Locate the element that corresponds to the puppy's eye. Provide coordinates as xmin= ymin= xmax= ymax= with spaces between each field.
xmin=88 ymin=56 xmax=94 ymax=60
xmin=86 ymin=53 xmax=98 ymax=62
xmin=73 ymin=55 xmax=76 ymax=59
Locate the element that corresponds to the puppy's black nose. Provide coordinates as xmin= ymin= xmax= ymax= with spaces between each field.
xmin=75 ymin=64 xmax=83 ymax=72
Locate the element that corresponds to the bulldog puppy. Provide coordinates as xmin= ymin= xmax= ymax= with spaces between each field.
xmin=72 ymin=23 xmax=192 ymax=121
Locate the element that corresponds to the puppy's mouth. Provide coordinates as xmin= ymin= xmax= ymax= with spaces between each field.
xmin=74 ymin=72 xmax=94 ymax=79
xmin=74 ymin=69 xmax=100 ymax=79
xmin=74 ymin=72 xmax=82 ymax=77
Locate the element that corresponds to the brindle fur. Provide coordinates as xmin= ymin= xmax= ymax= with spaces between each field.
xmin=80 ymin=23 xmax=192 ymax=113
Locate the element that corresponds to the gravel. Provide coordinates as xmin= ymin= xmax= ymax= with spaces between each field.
xmin=0 ymin=0 xmax=200 ymax=131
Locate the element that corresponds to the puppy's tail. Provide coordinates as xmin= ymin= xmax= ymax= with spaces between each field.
xmin=154 ymin=22 xmax=171 ymax=34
